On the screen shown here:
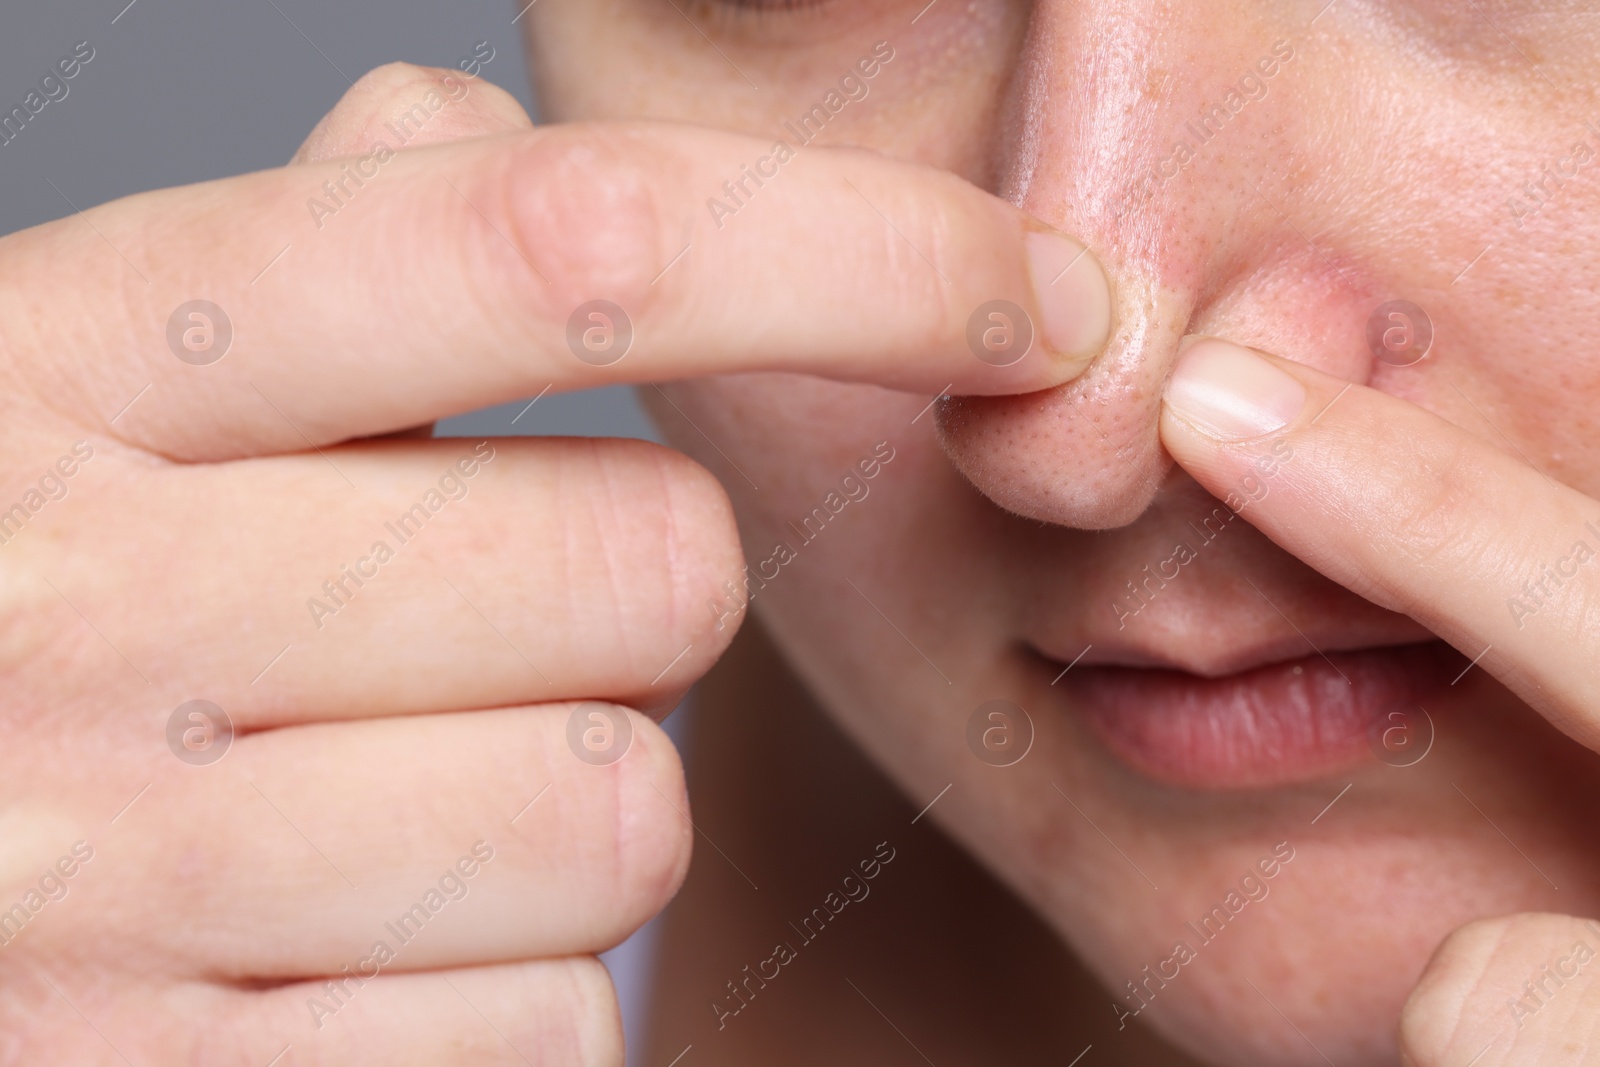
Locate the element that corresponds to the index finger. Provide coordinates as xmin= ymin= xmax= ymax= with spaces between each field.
xmin=13 ymin=122 xmax=1112 ymax=460
xmin=1157 ymin=337 xmax=1600 ymax=747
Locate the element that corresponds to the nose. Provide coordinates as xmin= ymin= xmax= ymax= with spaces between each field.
xmin=938 ymin=0 xmax=1382 ymax=529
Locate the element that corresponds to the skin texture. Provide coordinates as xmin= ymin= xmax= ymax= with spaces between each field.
xmin=524 ymin=1 xmax=1600 ymax=1063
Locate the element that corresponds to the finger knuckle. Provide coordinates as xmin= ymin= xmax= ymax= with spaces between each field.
xmin=865 ymin=187 xmax=959 ymax=347
xmin=651 ymin=442 xmax=747 ymax=652
xmin=504 ymin=126 xmax=669 ymax=326
xmin=1355 ymin=431 xmax=1498 ymax=576
xmin=580 ymin=439 xmax=746 ymax=671
xmin=302 ymin=63 xmax=475 ymax=163
xmin=830 ymin=151 xmax=989 ymax=348
xmin=1389 ymin=481 xmax=1476 ymax=569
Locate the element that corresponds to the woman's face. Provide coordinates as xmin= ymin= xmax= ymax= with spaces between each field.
xmin=527 ymin=2 xmax=1600 ymax=1062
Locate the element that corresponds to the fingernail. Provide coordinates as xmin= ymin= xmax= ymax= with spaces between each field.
xmin=1165 ymin=338 xmax=1306 ymax=440
xmin=1027 ymin=230 xmax=1113 ymax=362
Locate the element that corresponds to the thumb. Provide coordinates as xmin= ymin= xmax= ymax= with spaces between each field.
xmin=1400 ymin=913 xmax=1600 ymax=1065
xmin=291 ymin=60 xmax=533 ymax=165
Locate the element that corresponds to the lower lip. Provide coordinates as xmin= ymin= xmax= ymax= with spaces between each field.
xmin=1048 ymin=643 xmax=1461 ymax=789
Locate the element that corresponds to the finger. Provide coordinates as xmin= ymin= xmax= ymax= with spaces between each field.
xmin=1158 ymin=338 xmax=1600 ymax=747
xmin=17 ymin=437 xmax=740 ymax=724
xmin=63 ymin=705 xmax=689 ymax=978
xmin=259 ymin=958 xmax=622 ymax=1067
xmin=1399 ymin=913 xmax=1600 ymax=1066
xmin=292 ymin=62 xmax=533 ymax=165
xmin=292 ymin=63 xmax=533 ymax=442
xmin=20 ymin=122 xmax=1113 ymax=460
xmin=13 ymin=958 xmax=621 ymax=1067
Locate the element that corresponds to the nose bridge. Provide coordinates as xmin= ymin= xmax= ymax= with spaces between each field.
xmin=939 ymin=0 xmax=1313 ymax=531
xmin=1006 ymin=0 xmax=1297 ymax=280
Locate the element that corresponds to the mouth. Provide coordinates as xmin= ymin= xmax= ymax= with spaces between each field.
xmin=1035 ymin=641 xmax=1465 ymax=789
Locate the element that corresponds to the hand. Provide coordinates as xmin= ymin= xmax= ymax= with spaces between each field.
xmin=1156 ymin=338 xmax=1600 ymax=1065
xmin=0 ymin=62 xmax=1111 ymax=1064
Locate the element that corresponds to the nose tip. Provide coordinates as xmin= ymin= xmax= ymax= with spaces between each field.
xmin=932 ymin=0 xmax=1234 ymax=531
xmin=936 ymin=274 xmax=1196 ymax=530
xmin=933 ymin=0 xmax=1356 ymax=531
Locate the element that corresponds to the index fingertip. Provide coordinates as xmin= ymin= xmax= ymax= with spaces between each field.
xmin=1025 ymin=227 xmax=1114 ymax=372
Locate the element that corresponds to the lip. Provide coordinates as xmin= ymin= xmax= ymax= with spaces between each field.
xmin=1037 ymin=641 xmax=1464 ymax=789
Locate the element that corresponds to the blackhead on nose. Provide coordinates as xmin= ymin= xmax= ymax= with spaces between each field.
xmin=937 ymin=0 xmax=1382 ymax=530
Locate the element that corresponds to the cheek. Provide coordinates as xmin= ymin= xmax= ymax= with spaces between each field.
xmin=1310 ymin=79 xmax=1600 ymax=492
xmin=644 ymin=375 xmax=909 ymax=547
xmin=645 ymin=374 xmax=979 ymax=600
xmin=1426 ymin=180 xmax=1600 ymax=495
xmin=529 ymin=0 xmax=1026 ymax=186
xmin=642 ymin=373 xmax=1017 ymax=742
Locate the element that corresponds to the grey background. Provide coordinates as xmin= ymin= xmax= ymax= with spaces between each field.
xmin=0 ymin=0 xmax=658 ymax=442
xmin=2 ymin=0 xmax=663 ymax=1057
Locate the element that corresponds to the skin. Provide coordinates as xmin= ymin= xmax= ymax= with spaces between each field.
xmin=2 ymin=2 xmax=1597 ymax=1067
xmin=521 ymin=1 xmax=1600 ymax=1064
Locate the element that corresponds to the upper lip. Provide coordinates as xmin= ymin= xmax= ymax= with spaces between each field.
xmin=1015 ymin=473 xmax=1440 ymax=679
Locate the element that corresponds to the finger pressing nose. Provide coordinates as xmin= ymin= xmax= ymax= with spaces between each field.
xmin=935 ymin=0 xmax=1388 ymax=530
